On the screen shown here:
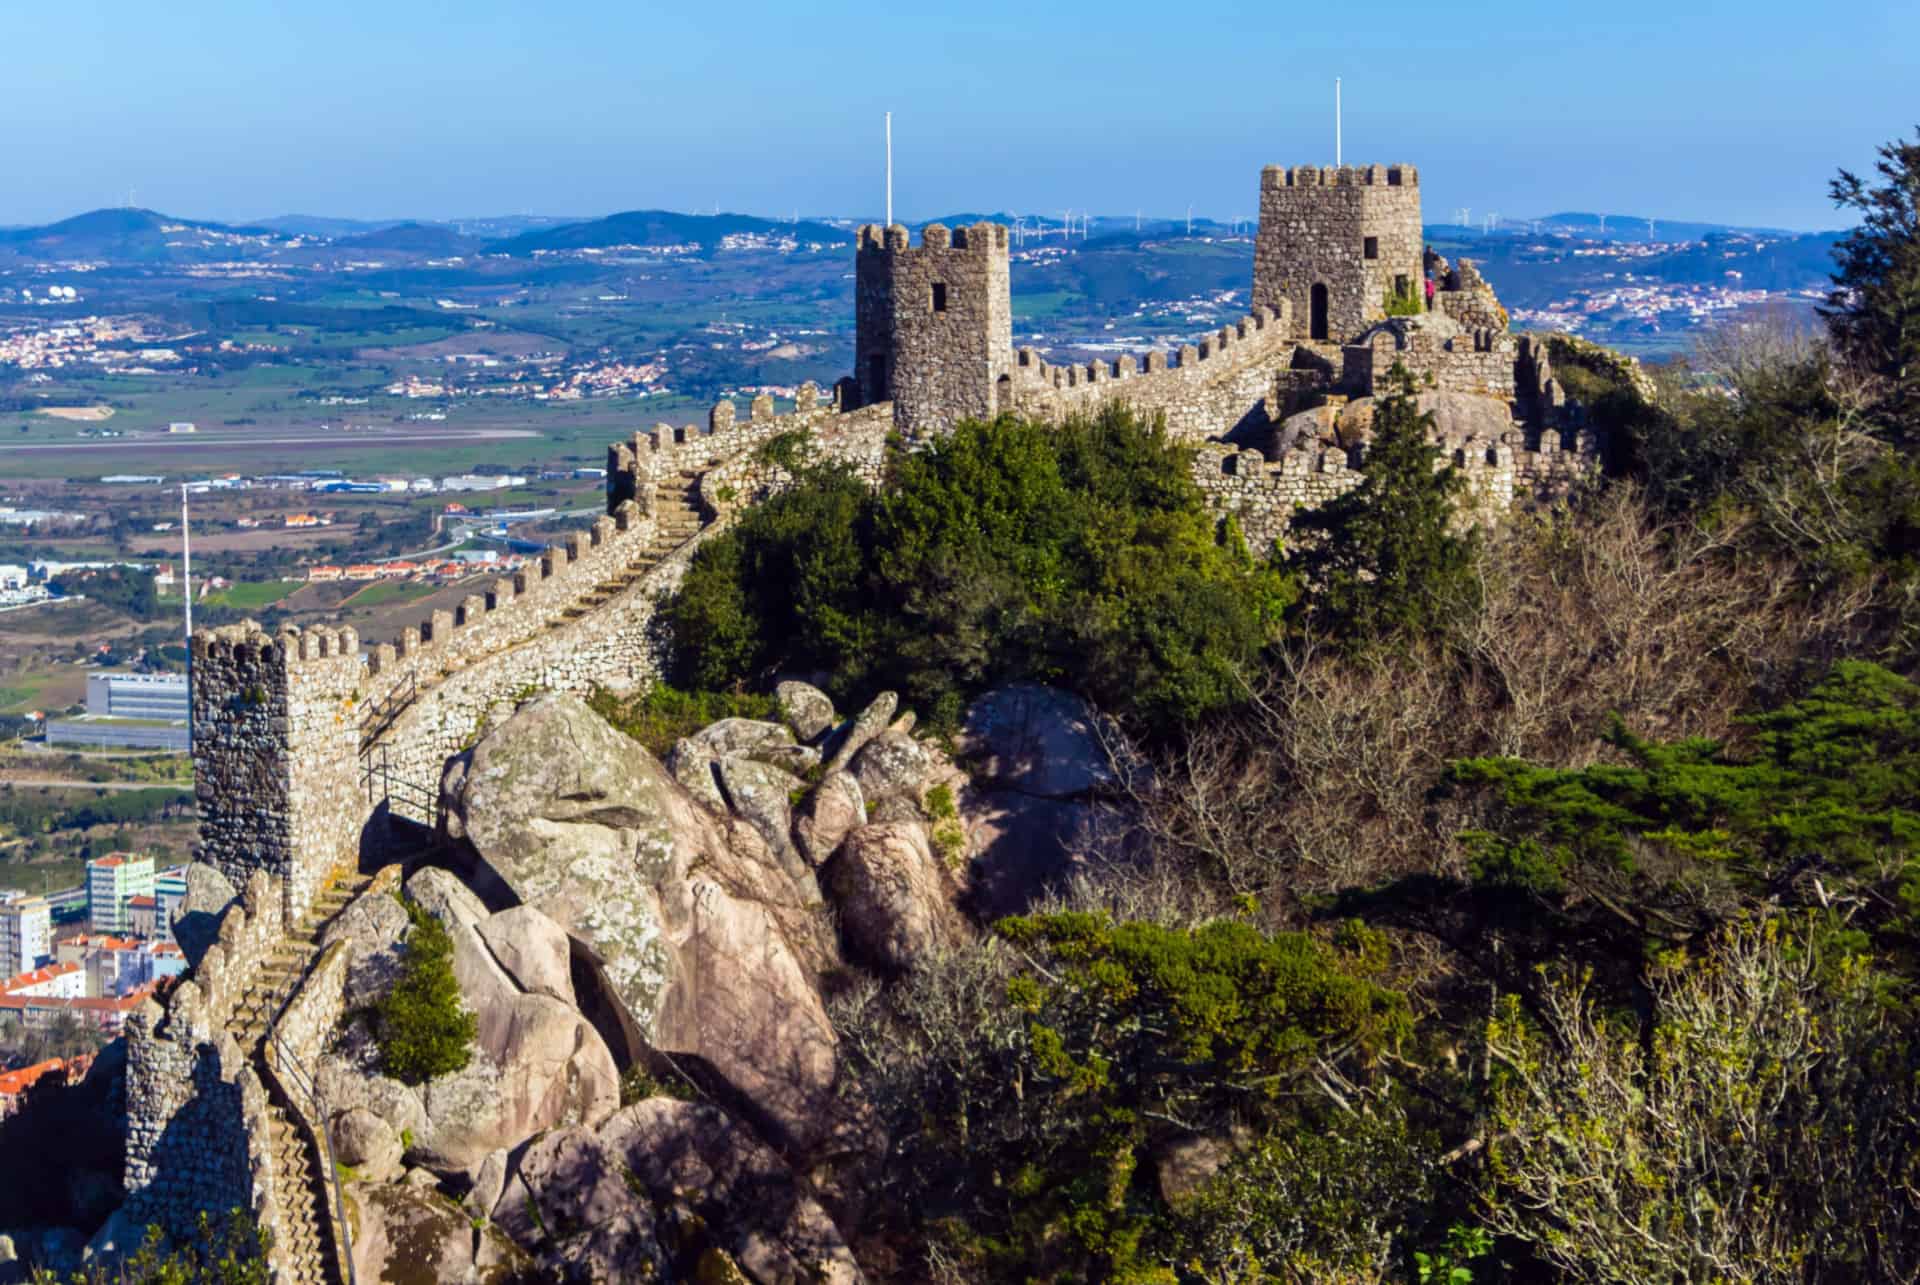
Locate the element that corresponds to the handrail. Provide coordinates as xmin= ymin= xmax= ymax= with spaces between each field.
xmin=359 ymin=672 xmax=417 ymax=751
xmin=359 ymin=744 xmax=439 ymax=829
xmin=267 ymin=1023 xmax=357 ymax=1285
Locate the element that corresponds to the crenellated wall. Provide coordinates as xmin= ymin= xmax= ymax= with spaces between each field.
xmin=123 ymin=871 xmax=284 ymax=1243
xmin=1008 ymin=303 xmax=1300 ymax=442
xmin=187 ymin=184 xmax=1586 ymax=909
xmin=1343 ymin=317 xmax=1518 ymax=400
xmin=191 ymin=628 xmax=362 ymax=921
xmin=1193 ymin=421 xmax=1607 ymax=556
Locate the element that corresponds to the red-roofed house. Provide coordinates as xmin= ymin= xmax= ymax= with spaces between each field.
xmin=127 ymin=894 xmax=159 ymax=940
xmin=0 ymin=962 xmax=84 ymax=999
xmin=0 ymin=1059 xmax=68 ymax=1118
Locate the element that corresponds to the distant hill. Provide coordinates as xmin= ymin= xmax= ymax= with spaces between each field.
xmin=335 ymin=222 xmax=483 ymax=256
xmin=1524 ymin=212 xmax=1805 ymax=242
xmin=486 ymin=210 xmax=851 ymax=256
xmin=0 ymin=208 xmax=286 ymax=262
xmin=256 ymin=214 xmax=407 ymax=238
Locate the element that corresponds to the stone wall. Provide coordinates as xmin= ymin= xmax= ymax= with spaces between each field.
xmin=855 ymin=222 xmax=1014 ymax=436
xmin=1192 ymin=421 xmax=1608 ymax=556
xmin=1254 ymin=164 xmax=1424 ymax=345
xmin=1343 ymin=318 xmax=1518 ymax=400
xmin=123 ymin=872 xmax=284 ymax=1241
xmin=1009 ymin=304 xmax=1298 ymax=443
xmin=191 ymin=628 xmax=362 ymax=922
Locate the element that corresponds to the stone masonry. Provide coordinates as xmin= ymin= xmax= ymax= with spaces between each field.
xmin=182 ymin=151 xmax=1604 ymax=1018
xmin=1254 ymin=164 xmax=1424 ymax=344
xmin=855 ymin=222 xmax=1014 ymax=436
xmin=149 ymin=158 xmax=1616 ymax=1252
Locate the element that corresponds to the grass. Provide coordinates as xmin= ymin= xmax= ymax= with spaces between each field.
xmin=161 ymin=580 xmax=297 ymax=611
xmin=1012 ymin=290 xmax=1083 ymax=321
xmin=0 ymin=669 xmax=86 ymax=717
xmin=345 ymin=580 xmax=438 ymax=608
xmin=0 ymin=857 xmax=88 ymax=897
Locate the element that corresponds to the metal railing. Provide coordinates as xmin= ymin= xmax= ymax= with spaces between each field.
xmin=265 ymin=1029 xmax=356 ymax=1285
xmin=359 ymin=743 xmax=438 ymax=830
xmin=358 ymin=672 xmax=417 ymax=752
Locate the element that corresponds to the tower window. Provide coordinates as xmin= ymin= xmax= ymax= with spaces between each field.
xmin=1363 ymin=236 xmax=1379 ymax=260
xmin=931 ymin=283 xmax=948 ymax=312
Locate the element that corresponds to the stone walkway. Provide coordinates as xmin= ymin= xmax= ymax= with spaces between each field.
xmin=225 ymin=872 xmax=371 ymax=1285
xmin=354 ymin=468 xmax=712 ymax=764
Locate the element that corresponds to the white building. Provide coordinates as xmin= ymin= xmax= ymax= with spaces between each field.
xmin=0 ymin=894 xmax=52 ymax=975
xmin=86 ymin=855 xmax=155 ymax=936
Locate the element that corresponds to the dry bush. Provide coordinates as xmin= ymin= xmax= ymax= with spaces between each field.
xmin=1121 ymin=485 xmax=1875 ymax=907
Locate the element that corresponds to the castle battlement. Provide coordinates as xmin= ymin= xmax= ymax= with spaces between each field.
xmin=1194 ymin=416 xmax=1604 ymax=555
xmin=1263 ymin=163 xmax=1419 ymax=190
xmin=856 ymin=221 xmax=1008 ymax=254
xmin=856 ymin=219 xmax=1013 ymax=434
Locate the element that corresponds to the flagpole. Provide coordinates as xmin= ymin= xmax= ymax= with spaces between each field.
xmin=180 ymin=483 xmax=193 ymax=753
xmin=1335 ymin=78 xmax=1342 ymax=167
xmin=885 ymin=111 xmax=893 ymax=228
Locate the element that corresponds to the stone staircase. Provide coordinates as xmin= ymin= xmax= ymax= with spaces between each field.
xmin=226 ymin=872 xmax=372 ymax=1285
xmin=547 ymin=469 xmax=708 ymax=627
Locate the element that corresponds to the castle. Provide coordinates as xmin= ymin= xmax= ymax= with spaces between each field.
xmin=119 ymin=160 xmax=1605 ymax=1283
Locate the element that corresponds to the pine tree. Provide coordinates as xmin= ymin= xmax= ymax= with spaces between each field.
xmin=376 ymin=897 xmax=476 ymax=1085
xmin=1287 ymin=367 xmax=1478 ymax=643
xmin=1823 ymin=129 xmax=1920 ymax=440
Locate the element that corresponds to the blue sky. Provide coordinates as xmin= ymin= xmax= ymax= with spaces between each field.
xmin=2 ymin=0 xmax=1912 ymax=231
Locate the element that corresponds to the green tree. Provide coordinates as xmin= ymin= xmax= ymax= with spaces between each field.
xmin=375 ymin=897 xmax=477 ymax=1085
xmin=666 ymin=405 xmax=1293 ymax=734
xmin=1824 ymin=129 xmax=1920 ymax=440
xmin=834 ymin=913 xmax=1413 ymax=1283
xmin=1452 ymin=659 xmax=1920 ymax=969
xmin=1287 ymin=369 xmax=1478 ymax=644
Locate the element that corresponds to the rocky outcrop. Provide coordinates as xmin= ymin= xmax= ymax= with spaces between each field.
xmin=440 ymin=693 xmax=851 ymax=1157
xmin=957 ymin=684 xmax=1113 ymax=798
xmin=493 ymin=1099 xmax=862 ymax=1285
xmin=322 ymin=880 xmax=411 ymax=1009
xmin=953 ymin=685 xmax=1121 ymax=918
xmin=475 ymin=905 xmax=576 ymax=1006
xmin=822 ymin=691 xmax=897 ymax=775
xmin=776 ymin=680 xmax=837 ymax=743
xmin=348 ymin=1182 xmax=530 ymax=1284
xmin=170 ymin=863 xmax=238 ymax=969
xmin=794 ymin=771 xmax=865 ymax=868
xmin=826 ymin=823 xmax=969 ymax=972
xmin=848 ymin=731 xmax=932 ymax=808
xmin=331 ymin=1106 xmax=403 ymax=1184
xmin=317 ymin=865 xmax=621 ymax=1176
xmin=716 ymin=756 xmax=812 ymax=886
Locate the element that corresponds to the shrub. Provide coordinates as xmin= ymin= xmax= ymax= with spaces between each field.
xmin=375 ymin=897 xmax=477 ymax=1086
xmin=667 ymin=405 xmax=1295 ymax=735
xmin=33 ymin=1212 xmax=270 ymax=1284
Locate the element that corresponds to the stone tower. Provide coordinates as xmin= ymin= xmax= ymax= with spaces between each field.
xmin=854 ymin=221 xmax=1014 ymax=437
xmin=1253 ymin=164 xmax=1423 ymax=347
